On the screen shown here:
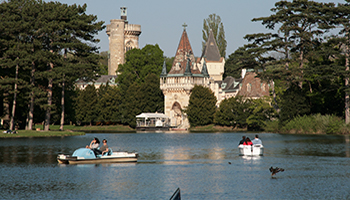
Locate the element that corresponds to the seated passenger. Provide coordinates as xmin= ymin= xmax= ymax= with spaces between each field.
xmin=99 ymin=139 xmax=109 ymax=155
xmin=86 ymin=137 xmax=100 ymax=150
xmin=243 ymin=137 xmax=253 ymax=145
xmin=239 ymin=136 xmax=246 ymax=145
xmin=252 ymin=135 xmax=262 ymax=145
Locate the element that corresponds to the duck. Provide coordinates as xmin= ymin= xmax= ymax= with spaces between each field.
xmin=269 ymin=166 xmax=284 ymax=176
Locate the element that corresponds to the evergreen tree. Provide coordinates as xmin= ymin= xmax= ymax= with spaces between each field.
xmin=97 ymin=84 xmax=122 ymax=124
xmin=75 ymin=85 xmax=98 ymax=125
xmin=186 ymin=85 xmax=217 ymax=127
xmin=139 ymin=73 xmax=164 ymax=113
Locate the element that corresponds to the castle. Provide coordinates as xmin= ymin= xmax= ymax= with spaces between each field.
xmin=160 ymin=25 xmax=271 ymax=129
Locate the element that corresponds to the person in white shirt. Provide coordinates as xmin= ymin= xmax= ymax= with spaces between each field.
xmin=252 ymin=135 xmax=262 ymax=145
xmin=86 ymin=137 xmax=100 ymax=149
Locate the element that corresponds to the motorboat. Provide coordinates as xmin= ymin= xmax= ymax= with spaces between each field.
xmin=57 ymin=148 xmax=138 ymax=164
xmin=238 ymin=144 xmax=264 ymax=156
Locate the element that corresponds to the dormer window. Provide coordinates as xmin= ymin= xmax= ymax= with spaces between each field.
xmin=221 ymin=83 xmax=227 ymax=89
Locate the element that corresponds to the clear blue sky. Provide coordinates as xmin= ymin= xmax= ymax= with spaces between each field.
xmin=54 ymin=0 xmax=344 ymax=57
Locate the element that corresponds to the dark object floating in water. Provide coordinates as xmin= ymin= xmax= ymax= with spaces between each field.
xmin=228 ymin=162 xmax=231 ymax=164
xmin=269 ymin=166 xmax=285 ymax=176
xmin=169 ymin=188 xmax=181 ymax=200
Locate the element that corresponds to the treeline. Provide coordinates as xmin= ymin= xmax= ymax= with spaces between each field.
xmin=0 ymin=0 xmax=104 ymax=131
xmin=186 ymin=85 xmax=276 ymax=131
xmin=223 ymin=0 xmax=350 ymax=130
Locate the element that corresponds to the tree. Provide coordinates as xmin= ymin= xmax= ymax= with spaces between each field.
xmin=252 ymin=0 xmax=333 ymax=90
xmin=139 ymin=73 xmax=164 ymax=113
xmin=247 ymin=97 xmax=276 ymax=131
xmin=117 ymin=44 xmax=164 ymax=84
xmin=75 ymin=85 xmax=98 ymax=125
xmin=202 ymin=13 xmax=227 ymax=58
xmin=186 ymin=85 xmax=217 ymax=127
xmin=97 ymin=84 xmax=121 ymax=124
xmin=214 ymin=96 xmax=252 ymax=129
xmin=116 ymin=44 xmax=165 ymax=128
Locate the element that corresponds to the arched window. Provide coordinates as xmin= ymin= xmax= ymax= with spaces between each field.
xmin=125 ymin=41 xmax=134 ymax=52
xmin=247 ymin=83 xmax=251 ymax=93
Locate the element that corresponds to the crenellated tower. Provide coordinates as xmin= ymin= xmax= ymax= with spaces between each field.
xmin=106 ymin=7 xmax=141 ymax=75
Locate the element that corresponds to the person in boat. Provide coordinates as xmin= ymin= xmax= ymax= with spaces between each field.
xmin=252 ymin=135 xmax=262 ymax=145
xmin=86 ymin=137 xmax=100 ymax=150
xmin=99 ymin=139 xmax=109 ymax=155
xmin=243 ymin=137 xmax=253 ymax=145
xmin=239 ymin=136 xmax=246 ymax=145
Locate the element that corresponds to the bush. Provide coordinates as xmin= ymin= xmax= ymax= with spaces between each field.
xmin=281 ymin=114 xmax=347 ymax=134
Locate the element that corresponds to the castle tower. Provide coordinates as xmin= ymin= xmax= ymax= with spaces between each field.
xmin=160 ymin=24 xmax=209 ymax=129
xmin=106 ymin=7 xmax=141 ymax=75
xmin=197 ymin=29 xmax=225 ymax=105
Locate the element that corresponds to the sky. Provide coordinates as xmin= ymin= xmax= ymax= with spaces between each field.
xmin=54 ymin=0 xmax=345 ymax=58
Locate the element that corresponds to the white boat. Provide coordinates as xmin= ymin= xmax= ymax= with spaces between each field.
xmin=238 ymin=144 xmax=264 ymax=156
xmin=57 ymin=148 xmax=138 ymax=164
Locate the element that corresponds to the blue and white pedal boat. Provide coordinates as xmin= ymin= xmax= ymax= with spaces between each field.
xmin=57 ymin=148 xmax=138 ymax=164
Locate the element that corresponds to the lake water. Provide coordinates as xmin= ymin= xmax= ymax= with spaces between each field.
xmin=1 ymin=132 xmax=350 ymax=199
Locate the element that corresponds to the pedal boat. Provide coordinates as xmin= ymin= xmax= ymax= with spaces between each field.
xmin=238 ymin=144 xmax=264 ymax=156
xmin=57 ymin=148 xmax=138 ymax=164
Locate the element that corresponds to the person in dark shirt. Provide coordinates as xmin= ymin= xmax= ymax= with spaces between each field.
xmin=99 ymin=139 xmax=109 ymax=155
xmin=239 ymin=136 xmax=246 ymax=145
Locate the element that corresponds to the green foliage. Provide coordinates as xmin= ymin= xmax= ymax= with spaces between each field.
xmin=75 ymin=85 xmax=98 ymax=125
xmin=247 ymin=97 xmax=277 ymax=131
xmin=0 ymin=0 xmax=104 ymax=130
xmin=187 ymin=85 xmax=217 ymax=127
xmin=116 ymin=44 xmax=165 ymax=128
xmin=282 ymin=114 xmax=348 ymax=134
xmin=279 ymin=84 xmax=310 ymax=124
xmin=117 ymin=44 xmax=164 ymax=84
xmin=202 ymin=13 xmax=227 ymax=58
xmin=139 ymin=73 xmax=164 ymax=113
xmin=97 ymin=84 xmax=121 ymax=123
xmin=214 ymin=96 xmax=252 ymax=129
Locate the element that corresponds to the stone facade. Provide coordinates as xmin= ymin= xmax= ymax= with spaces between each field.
xmin=106 ymin=7 xmax=141 ymax=75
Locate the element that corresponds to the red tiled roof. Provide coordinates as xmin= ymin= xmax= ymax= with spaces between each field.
xmin=168 ymin=29 xmax=201 ymax=75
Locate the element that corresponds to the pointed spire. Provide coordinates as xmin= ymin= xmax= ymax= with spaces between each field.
xmin=168 ymin=24 xmax=200 ymax=75
xmin=184 ymin=54 xmax=192 ymax=76
xmin=160 ymin=58 xmax=167 ymax=77
xmin=201 ymin=57 xmax=209 ymax=77
xmin=200 ymin=29 xmax=221 ymax=61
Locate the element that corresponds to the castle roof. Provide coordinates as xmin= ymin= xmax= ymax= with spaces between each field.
xmin=200 ymin=29 xmax=221 ymax=62
xmin=168 ymin=26 xmax=201 ymax=76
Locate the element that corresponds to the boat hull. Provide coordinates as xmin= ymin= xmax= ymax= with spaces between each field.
xmin=238 ymin=144 xmax=264 ymax=156
xmin=57 ymin=152 xmax=138 ymax=164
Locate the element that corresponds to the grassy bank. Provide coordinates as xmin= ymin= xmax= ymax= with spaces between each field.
xmin=264 ymin=114 xmax=350 ymax=135
xmin=0 ymin=124 xmax=133 ymax=138
xmin=48 ymin=124 xmax=135 ymax=132
xmin=189 ymin=124 xmax=247 ymax=132
xmin=0 ymin=130 xmax=85 ymax=138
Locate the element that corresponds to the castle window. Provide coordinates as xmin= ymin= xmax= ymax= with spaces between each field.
xmin=247 ymin=83 xmax=251 ymax=93
xmin=125 ymin=41 xmax=133 ymax=52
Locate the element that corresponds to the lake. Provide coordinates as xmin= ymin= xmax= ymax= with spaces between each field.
xmin=0 ymin=132 xmax=350 ymax=199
